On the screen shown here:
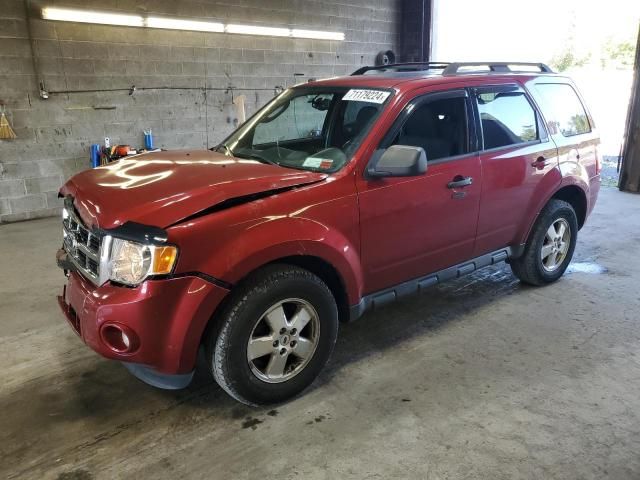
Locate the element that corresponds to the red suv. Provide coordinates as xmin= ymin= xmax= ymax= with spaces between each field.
xmin=57 ymin=62 xmax=601 ymax=405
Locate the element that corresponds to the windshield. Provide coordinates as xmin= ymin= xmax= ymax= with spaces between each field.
xmin=216 ymin=86 xmax=392 ymax=172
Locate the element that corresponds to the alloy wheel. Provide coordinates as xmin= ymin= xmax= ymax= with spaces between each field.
xmin=541 ymin=218 xmax=571 ymax=272
xmin=247 ymin=298 xmax=320 ymax=384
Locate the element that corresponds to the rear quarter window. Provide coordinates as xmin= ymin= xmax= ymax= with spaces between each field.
xmin=533 ymin=83 xmax=591 ymax=137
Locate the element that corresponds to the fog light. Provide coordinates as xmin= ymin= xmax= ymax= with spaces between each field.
xmin=101 ymin=323 xmax=138 ymax=353
xmin=122 ymin=332 xmax=130 ymax=349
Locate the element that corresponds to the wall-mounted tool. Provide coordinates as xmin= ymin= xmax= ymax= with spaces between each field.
xmin=0 ymin=103 xmax=17 ymax=139
xmin=39 ymin=82 xmax=49 ymax=99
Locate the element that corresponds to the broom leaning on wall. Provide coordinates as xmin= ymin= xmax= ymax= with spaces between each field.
xmin=0 ymin=103 xmax=17 ymax=140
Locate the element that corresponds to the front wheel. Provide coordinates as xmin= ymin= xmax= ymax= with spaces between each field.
xmin=208 ymin=264 xmax=338 ymax=406
xmin=510 ymin=199 xmax=578 ymax=286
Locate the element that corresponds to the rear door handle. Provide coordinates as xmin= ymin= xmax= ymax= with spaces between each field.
xmin=447 ymin=175 xmax=473 ymax=189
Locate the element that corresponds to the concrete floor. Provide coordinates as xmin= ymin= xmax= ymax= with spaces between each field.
xmin=1 ymin=187 xmax=639 ymax=480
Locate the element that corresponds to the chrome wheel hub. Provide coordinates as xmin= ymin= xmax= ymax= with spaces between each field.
xmin=541 ymin=218 xmax=571 ymax=272
xmin=247 ymin=298 xmax=320 ymax=384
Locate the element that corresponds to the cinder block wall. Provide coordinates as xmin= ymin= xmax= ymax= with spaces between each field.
xmin=0 ymin=0 xmax=399 ymax=223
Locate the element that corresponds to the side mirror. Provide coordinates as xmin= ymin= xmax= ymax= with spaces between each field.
xmin=368 ymin=145 xmax=427 ymax=178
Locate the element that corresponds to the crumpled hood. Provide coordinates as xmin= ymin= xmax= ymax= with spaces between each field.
xmin=60 ymin=150 xmax=327 ymax=229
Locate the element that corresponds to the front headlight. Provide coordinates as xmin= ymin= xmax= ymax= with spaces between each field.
xmin=108 ymin=238 xmax=178 ymax=286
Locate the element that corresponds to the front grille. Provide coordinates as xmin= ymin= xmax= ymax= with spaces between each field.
xmin=63 ymin=204 xmax=103 ymax=284
xmin=89 ymin=235 xmax=100 ymax=251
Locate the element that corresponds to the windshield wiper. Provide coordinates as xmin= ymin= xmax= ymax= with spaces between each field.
xmin=235 ymin=150 xmax=280 ymax=166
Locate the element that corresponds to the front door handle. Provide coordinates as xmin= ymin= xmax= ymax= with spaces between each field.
xmin=447 ymin=175 xmax=473 ymax=189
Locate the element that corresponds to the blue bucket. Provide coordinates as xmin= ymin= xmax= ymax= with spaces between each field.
xmin=90 ymin=144 xmax=100 ymax=168
xmin=144 ymin=130 xmax=154 ymax=150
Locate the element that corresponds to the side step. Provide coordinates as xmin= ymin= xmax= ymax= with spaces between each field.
xmin=349 ymin=247 xmax=515 ymax=321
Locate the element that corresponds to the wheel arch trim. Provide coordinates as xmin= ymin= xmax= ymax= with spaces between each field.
xmin=519 ymin=176 xmax=589 ymax=245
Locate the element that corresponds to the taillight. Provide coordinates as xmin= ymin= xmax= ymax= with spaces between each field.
xmin=595 ymin=145 xmax=602 ymax=175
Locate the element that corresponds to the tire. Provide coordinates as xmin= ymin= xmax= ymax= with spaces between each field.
xmin=510 ymin=199 xmax=578 ymax=286
xmin=375 ymin=49 xmax=396 ymax=66
xmin=207 ymin=264 xmax=339 ymax=406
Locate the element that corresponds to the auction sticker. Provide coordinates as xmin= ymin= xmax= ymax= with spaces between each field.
xmin=303 ymin=157 xmax=334 ymax=169
xmin=343 ymin=89 xmax=390 ymax=104
xmin=302 ymin=157 xmax=323 ymax=168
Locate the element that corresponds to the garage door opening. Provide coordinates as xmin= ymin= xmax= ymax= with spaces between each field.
xmin=431 ymin=0 xmax=640 ymax=187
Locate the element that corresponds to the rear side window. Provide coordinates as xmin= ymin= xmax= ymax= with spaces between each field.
xmin=534 ymin=83 xmax=591 ymax=136
xmin=475 ymin=89 xmax=539 ymax=149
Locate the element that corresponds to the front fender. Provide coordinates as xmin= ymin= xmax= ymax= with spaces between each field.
xmin=207 ymin=216 xmax=364 ymax=305
xmin=168 ymin=176 xmax=363 ymax=306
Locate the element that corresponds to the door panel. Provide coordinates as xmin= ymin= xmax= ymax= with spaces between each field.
xmin=473 ymin=141 xmax=558 ymax=255
xmin=358 ymin=155 xmax=481 ymax=293
xmin=355 ymin=88 xmax=481 ymax=294
xmin=471 ymin=84 xmax=560 ymax=255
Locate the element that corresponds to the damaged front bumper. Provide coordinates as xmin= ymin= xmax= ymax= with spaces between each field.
xmin=56 ymin=251 xmax=230 ymax=389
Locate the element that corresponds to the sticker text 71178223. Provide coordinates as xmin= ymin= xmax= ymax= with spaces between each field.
xmin=343 ymin=89 xmax=390 ymax=104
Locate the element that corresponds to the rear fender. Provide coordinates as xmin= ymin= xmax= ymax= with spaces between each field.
xmin=515 ymin=167 xmax=563 ymax=246
xmin=558 ymin=161 xmax=591 ymax=203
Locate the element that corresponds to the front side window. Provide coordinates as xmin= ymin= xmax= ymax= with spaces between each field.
xmin=218 ymin=87 xmax=391 ymax=172
xmin=391 ymin=96 xmax=469 ymax=161
xmin=534 ymin=83 xmax=591 ymax=136
xmin=475 ymin=88 xmax=539 ymax=149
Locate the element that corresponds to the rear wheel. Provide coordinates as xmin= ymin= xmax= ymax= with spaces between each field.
xmin=208 ymin=264 xmax=338 ymax=405
xmin=510 ymin=199 xmax=578 ymax=286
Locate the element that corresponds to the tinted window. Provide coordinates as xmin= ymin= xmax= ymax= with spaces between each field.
xmin=392 ymin=96 xmax=469 ymax=161
xmin=534 ymin=83 xmax=591 ymax=136
xmin=476 ymin=89 xmax=539 ymax=149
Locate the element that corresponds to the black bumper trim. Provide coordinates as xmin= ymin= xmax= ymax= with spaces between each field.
xmin=149 ymin=271 xmax=233 ymax=290
xmin=122 ymin=363 xmax=194 ymax=390
xmin=186 ymin=272 xmax=233 ymax=290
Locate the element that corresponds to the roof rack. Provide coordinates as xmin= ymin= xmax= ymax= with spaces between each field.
xmin=442 ymin=62 xmax=554 ymax=75
xmin=351 ymin=62 xmax=451 ymax=76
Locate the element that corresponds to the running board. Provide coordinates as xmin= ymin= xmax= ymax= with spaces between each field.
xmin=348 ymin=246 xmax=521 ymax=321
